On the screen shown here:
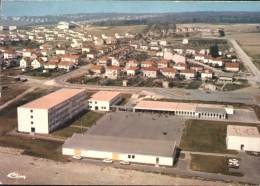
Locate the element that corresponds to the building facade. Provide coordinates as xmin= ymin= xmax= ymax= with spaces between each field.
xmin=18 ymin=89 xmax=87 ymax=134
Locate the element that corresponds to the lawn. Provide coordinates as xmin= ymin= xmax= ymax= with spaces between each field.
xmin=52 ymin=126 xmax=86 ymax=138
xmin=70 ymin=111 xmax=105 ymax=128
xmin=190 ymin=154 xmax=244 ymax=177
xmin=180 ymin=120 xmax=260 ymax=154
xmin=0 ymin=89 xmax=48 ymax=135
xmin=0 ymin=134 xmax=68 ymax=162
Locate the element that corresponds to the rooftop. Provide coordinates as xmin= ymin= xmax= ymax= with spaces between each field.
xmin=19 ymin=88 xmax=85 ymax=110
xmin=89 ymin=91 xmax=121 ymax=102
xmin=63 ymin=133 xmax=176 ymax=157
xmin=227 ymin=125 xmax=260 ymax=137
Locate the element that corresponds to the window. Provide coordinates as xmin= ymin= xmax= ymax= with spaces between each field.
xmin=31 ymin=116 xmax=33 ymax=118
xmin=132 ymin=155 xmax=135 ymax=159
xmin=128 ymin=155 xmax=131 ymax=158
xmin=104 ymin=107 xmax=106 ymax=109
xmin=95 ymin=101 xmax=97 ymax=104
xmin=31 ymin=121 xmax=33 ymax=124
xmin=30 ymin=110 xmax=33 ymax=113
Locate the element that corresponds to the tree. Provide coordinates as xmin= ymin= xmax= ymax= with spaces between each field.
xmin=210 ymin=44 xmax=219 ymax=58
xmin=219 ymin=30 xmax=225 ymax=37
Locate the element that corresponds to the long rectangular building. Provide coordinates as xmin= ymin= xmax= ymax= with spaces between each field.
xmin=63 ymin=134 xmax=176 ymax=166
xmin=18 ymin=88 xmax=87 ymax=134
xmin=133 ymin=101 xmax=233 ymax=119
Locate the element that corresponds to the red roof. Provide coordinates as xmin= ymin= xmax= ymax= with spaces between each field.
xmin=225 ymin=62 xmax=240 ymax=68
xmin=90 ymin=65 xmax=105 ymax=70
xmin=161 ymin=68 xmax=177 ymax=73
xmin=143 ymin=66 xmax=160 ymax=71
xmin=106 ymin=66 xmax=121 ymax=70
xmin=180 ymin=69 xmax=196 ymax=74
xmin=61 ymin=55 xmax=79 ymax=59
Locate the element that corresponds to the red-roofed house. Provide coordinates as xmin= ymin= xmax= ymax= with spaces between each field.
xmin=211 ymin=58 xmax=223 ymax=67
xmin=60 ymin=55 xmax=80 ymax=64
xmin=20 ymin=57 xmax=32 ymax=68
xmin=225 ymin=62 xmax=240 ymax=72
xmin=143 ymin=67 xmax=160 ymax=78
xmin=97 ymin=57 xmax=112 ymax=66
xmin=3 ymin=50 xmax=17 ymax=59
xmin=58 ymin=61 xmax=74 ymax=71
xmin=44 ymin=61 xmax=58 ymax=69
xmin=141 ymin=60 xmax=155 ymax=68
xmin=190 ymin=64 xmax=204 ymax=72
xmin=106 ymin=66 xmax=121 ymax=79
xmin=194 ymin=53 xmax=205 ymax=61
xmin=90 ymin=65 xmax=105 ymax=75
xmin=173 ymin=63 xmax=187 ymax=71
xmin=31 ymin=58 xmax=45 ymax=69
xmin=201 ymin=69 xmax=214 ymax=80
xmin=157 ymin=59 xmax=173 ymax=68
xmin=126 ymin=59 xmax=140 ymax=68
xmin=180 ymin=69 xmax=196 ymax=79
xmin=126 ymin=67 xmax=139 ymax=76
xmin=22 ymin=49 xmax=36 ymax=57
xmin=161 ymin=68 xmax=177 ymax=78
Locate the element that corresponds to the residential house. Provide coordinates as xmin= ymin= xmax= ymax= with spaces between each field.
xmin=60 ymin=55 xmax=80 ymax=64
xmin=201 ymin=69 xmax=214 ymax=80
xmin=44 ymin=61 xmax=58 ymax=69
xmin=22 ymin=49 xmax=36 ymax=57
xmin=3 ymin=50 xmax=17 ymax=59
xmin=140 ymin=45 xmax=149 ymax=51
xmin=157 ymin=59 xmax=173 ymax=68
xmin=50 ymin=56 xmax=61 ymax=63
xmin=94 ymin=37 xmax=104 ymax=45
xmin=39 ymin=43 xmax=53 ymax=50
xmin=180 ymin=69 xmax=196 ymax=79
xmin=161 ymin=68 xmax=177 ymax=78
xmin=126 ymin=59 xmax=139 ymax=68
xmin=141 ymin=61 xmax=155 ymax=68
xmin=105 ymin=66 xmax=121 ymax=79
xmin=89 ymin=65 xmax=105 ymax=75
xmin=190 ymin=64 xmax=204 ymax=72
xmin=203 ymin=56 xmax=213 ymax=64
xmin=211 ymin=58 xmax=223 ymax=67
xmin=40 ymin=49 xmax=52 ymax=57
xmin=109 ymin=57 xmax=121 ymax=67
xmin=186 ymin=49 xmax=196 ymax=55
xmin=194 ymin=53 xmax=205 ymax=62
xmin=31 ymin=58 xmax=45 ymax=69
xmin=19 ymin=57 xmax=31 ymax=68
xmin=143 ymin=67 xmax=160 ymax=78
xmin=56 ymin=48 xmax=68 ymax=55
xmin=126 ymin=67 xmax=139 ymax=76
xmin=58 ymin=61 xmax=74 ymax=71
xmin=97 ymin=57 xmax=112 ymax=66
xmin=173 ymin=49 xmax=183 ymax=55
xmin=86 ymin=51 xmax=101 ymax=59
xmin=173 ymin=63 xmax=187 ymax=71
xmin=225 ymin=62 xmax=240 ymax=72
xmin=182 ymin=38 xmax=189 ymax=44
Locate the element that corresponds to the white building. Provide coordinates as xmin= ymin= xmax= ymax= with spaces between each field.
xmin=17 ymin=89 xmax=87 ymax=134
xmin=226 ymin=125 xmax=260 ymax=152
xmin=87 ymin=91 xmax=122 ymax=111
xmin=57 ymin=22 xmax=70 ymax=29
xmin=63 ymin=134 xmax=176 ymax=166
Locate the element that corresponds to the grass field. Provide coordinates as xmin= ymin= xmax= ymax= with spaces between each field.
xmin=190 ymin=154 xmax=243 ymax=177
xmin=52 ymin=126 xmax=86 ymax=138
xmin=70 ymin=111 xmax=105 ymax=128
xmin=179 ymin=120 xmax=260 ymax=154
xmin=0 ymin=134 xmax=68 ymax=161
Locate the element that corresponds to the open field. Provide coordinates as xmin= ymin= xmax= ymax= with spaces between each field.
xmin=179 ymin=120 xmax=260 ymax=154
xmin=70 ymin=111 xmax=105 ymax=128
xmin=190 ymin=154 xmax=243 ymax=177
xmin=83 ymin=25 xmax=146 ymax=36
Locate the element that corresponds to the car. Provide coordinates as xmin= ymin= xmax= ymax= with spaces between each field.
xmin=120 ymin=161 xmax=130 ymax=165
xmin=103 ymin=158 xmax=113 ymax=163
xmin=72 ymin=155 xmax=82 ymax=160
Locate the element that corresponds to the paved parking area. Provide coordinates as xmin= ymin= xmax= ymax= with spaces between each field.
xmin=87 ymin=112 xmax=186 ymax=145
xmin=228 ymin=109 xmax=260 ymax=123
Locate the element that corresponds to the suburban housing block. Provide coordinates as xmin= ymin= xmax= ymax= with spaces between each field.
xmin=17 ymin=88 xmax=87 ymax=134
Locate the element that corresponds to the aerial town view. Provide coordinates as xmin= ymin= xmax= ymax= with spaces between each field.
xmin=1 ymin=0 xmax=260 ymax=185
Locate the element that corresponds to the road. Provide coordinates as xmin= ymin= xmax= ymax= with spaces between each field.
xmin=228 ymin=38 xmax=260 ymax=84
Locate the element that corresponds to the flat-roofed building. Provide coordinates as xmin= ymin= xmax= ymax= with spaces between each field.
xmin=133 ymin=101 xmax=233 ymax=119
xmin=18 ymin=88 xmax=87 ymax=134
xmin=62 ymin=134 xmax=176 ymax=166
xmin=87 ymin=91 xmax=122 ymax=111
xmin=226 ymin=125 xmax=260 ymax=152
